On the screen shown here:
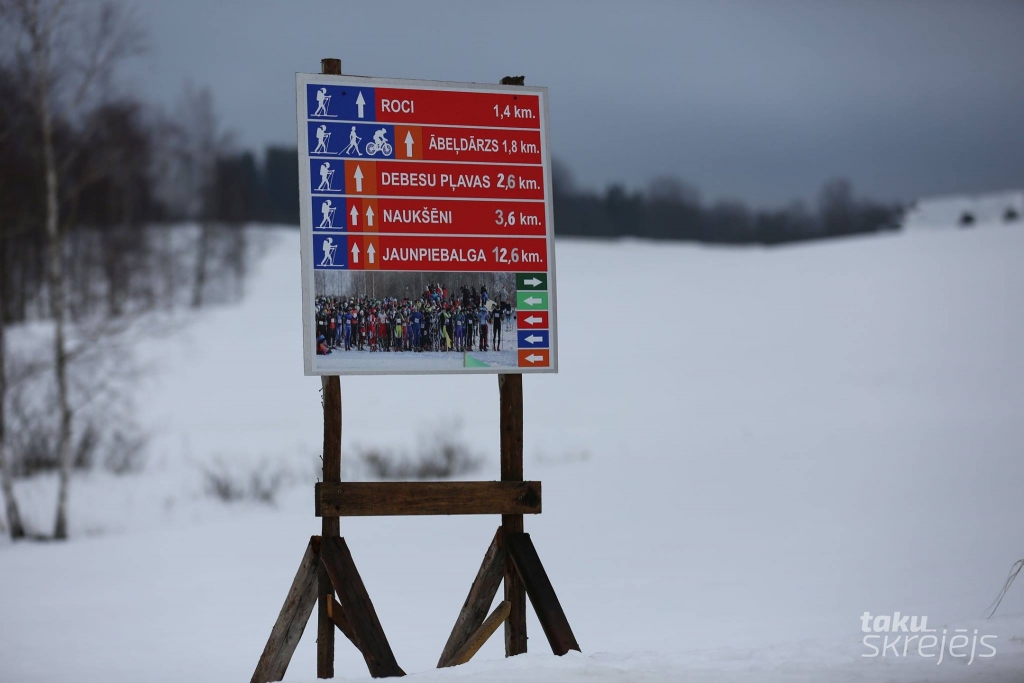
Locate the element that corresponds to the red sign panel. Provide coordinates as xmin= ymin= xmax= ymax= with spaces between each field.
xmin=328 ymin=197 xmax=546 ymax=236
xmin=516 ymin=311 xmax=550 ymax=329
xmin=518 ymin=349 xmax=550 ymax=368
xmin=344 ymin=235 xmax=548 ymax=272
xmin=340 ymin=160 xmax=545 ymax=200
xmin=376 ymin=88 xmax=541 ymax=129
xmin=394 ymin=126 xmax=543 ymax=164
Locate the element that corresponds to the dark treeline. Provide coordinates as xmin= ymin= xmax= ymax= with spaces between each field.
xmin=211 ymin=148 xmax=299 ymax=225
xmin=550 ymin=160 xmax=902 ymax=244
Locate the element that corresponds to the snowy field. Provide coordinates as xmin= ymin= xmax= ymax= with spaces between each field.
xmin=2 ymin=224 xmax=1024 ymax=682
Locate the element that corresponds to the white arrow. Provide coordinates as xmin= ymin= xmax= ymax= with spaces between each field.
xmin=355 ymin=92 xmax=365 ymax=118
xmin=523 ymin=277 xmax=542 ymax=287
xmin=524 ymin=296 xmax=542 ymax=306
xmin=524 ymin=334 xmax=542 ymax=344
xmin=365 ymin=205 xmax=375 ymax=227
xmin=404 ymin=131 xmax=414 ymax=157
xmin=350 ymin=206 xmax=358 ymax=226
xmin=524 ymin=315 xmax=542 ymax=325
xmin=351 ymin=243 xmax=360 ymax=264
xmin=367 ymin=243 xmax=376 ymax=264
xmin=353 ymin=166 xmax=363 ymax=192
xmin=525 ymin=354 xmax=544 ymax=364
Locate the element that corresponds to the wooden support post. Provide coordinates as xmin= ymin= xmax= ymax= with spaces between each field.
xmin=437 ymin=527 xmax=506 ymax=667
xmin=251 ymin=537 xmax=322 ymax=683
xmin=321 ymin=58 xmax=342 ymax=76
xmin=499 ymin=72 xmax=528 ymax=657
xmin=505 ymin=532 xmax=580 ymax=656
xmin=317 ymin=56 xmax=343 ymax=680
xmin=442 ymin=601 xmax=512 ymax=668
xmin=319 ymin=375 xmax=342 ymax=677
xmin=320 ymin=537 xmax=405 ymax=678
xmin=499 ymin=373 xmax=527 ymax=656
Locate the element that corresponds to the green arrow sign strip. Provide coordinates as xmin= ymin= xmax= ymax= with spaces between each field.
xmin=516 ymin=273 xmax=547 ymax=290
xmin=517 ymin=291 xmax=548 ymax=310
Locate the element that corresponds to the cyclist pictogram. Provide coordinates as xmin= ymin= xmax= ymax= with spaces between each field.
xmin=366 ymin=128 xmax=392 ymax=157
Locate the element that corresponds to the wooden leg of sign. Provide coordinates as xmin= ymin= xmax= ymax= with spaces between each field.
xmin=317 ymin=57 xmax=344 ymax=682
xmin=251 ymin=537 xmax=322 ymax=683
xmin=443 ymin=601 xmax=512 ymax=668
xmin=499 ymin=373 xmax=527 ymax=656
xmin=319 ymin=375 xmax=343 ymax=678
xmin=505 ymin=532 xmax=580 ymax=656
xmin=320 ymin=537 xmax=405 ymax=678
xmin=437 ymin=527 xmax=506 ymax=667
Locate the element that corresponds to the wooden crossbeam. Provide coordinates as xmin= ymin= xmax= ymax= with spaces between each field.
xmin=315 ymin=481 xmax=541 ymax=517
xmin=251 ymin=537 xmax=322 ymax=683
xmin=320 ymin=537 xmax=405 ymax=678
xmin=505 ymin=532 xmax=580 ymax=656
xmin=442 ymin=601 xmax=512 ymax=667
xmin=437 ymin=528 xmax=506 ymax=667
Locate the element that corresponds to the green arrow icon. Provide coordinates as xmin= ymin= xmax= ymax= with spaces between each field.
xmin=517 ymin=291 xmax=548 ymax=310
xmin=516 ymin=273 xmax=547 ymax=290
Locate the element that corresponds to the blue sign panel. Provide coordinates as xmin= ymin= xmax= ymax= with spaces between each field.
xmin=307 ymin=122 xmax=395 ymax=159
xmin=306 ymin=84 xmax=376 ymax=122
xmin=313 ymin=233 xmax=347 ymax=270
xmin=312 ymin=196 xmax=348 ymax=231
xmin=517 ymin=329 xmax=549 ymax=348
xmin=310 ymin=158 xmax=345 ymax=194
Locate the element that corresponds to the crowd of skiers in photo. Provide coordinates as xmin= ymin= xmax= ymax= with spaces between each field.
xmin=315 ymin=283 xmax=514 ymax=355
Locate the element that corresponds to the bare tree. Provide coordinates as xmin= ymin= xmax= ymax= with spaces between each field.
xmin=1 ymin=0 xmax=144 ymax=539
xmin=0 ymin=257 xmax=25 ymax=539
xmin=818 ymin=177 xmax=855 ymax=236
xmin=157 ymin=85 xmax=232 ymax=308
xmin=647 ymin=175 xmax=700 ymax=207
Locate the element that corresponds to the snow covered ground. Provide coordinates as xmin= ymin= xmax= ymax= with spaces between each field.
xmin=2 ymin=224 xmax=1024 ymax=682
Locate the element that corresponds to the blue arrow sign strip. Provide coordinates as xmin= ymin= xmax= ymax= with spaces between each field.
xmin=517 ymin=329 xmax=549 ymax=348
xmin=307 ymin=84 xmax=376 ymax=122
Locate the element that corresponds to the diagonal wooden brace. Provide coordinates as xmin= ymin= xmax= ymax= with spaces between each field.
xmin=437 ymin=527 xmax=506 ymax=667
xmin=320 ymin=537 xmax=405 ymax=678
xmin=443 ymin=601 xmax=512 ymax=668
xmin=326 ymin=594 xmax=360 ymax=650
xmin=505 ymin=532 xmax=580 ymax=656
xmin=251 ymin=536 xmax=322 ymax=683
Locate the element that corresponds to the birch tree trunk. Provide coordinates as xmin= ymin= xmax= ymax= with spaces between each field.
xmin=3 ymin=0 xmax=146 ymax=540
xmin=30 ymin=19 xmax=74 ymax=540
xmin=0 ymin=266 xmax=25 ymax=539
xmin=192 ymin=221 xmax=210 ymax=308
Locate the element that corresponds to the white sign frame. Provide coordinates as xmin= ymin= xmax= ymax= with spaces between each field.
xmin=296 ymin=72 xmax=558 ymax=376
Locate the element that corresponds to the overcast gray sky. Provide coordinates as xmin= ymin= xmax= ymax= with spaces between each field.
xmin=125 ymin=0 xmax=1024 ymax=206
